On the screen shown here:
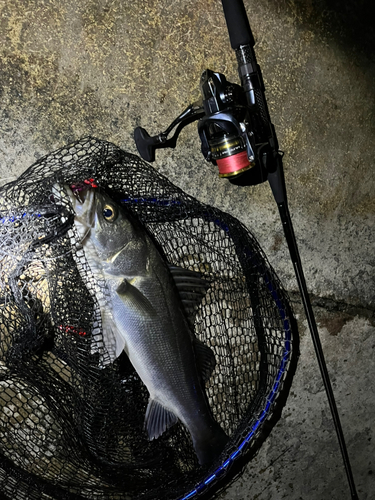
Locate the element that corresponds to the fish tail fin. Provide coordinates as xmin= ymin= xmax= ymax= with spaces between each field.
xmin=193 ymin=423 xmax=229 ymax=466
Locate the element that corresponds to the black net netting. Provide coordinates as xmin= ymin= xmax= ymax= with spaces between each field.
xmin=0 ymin=137 xmax=298 ymax=500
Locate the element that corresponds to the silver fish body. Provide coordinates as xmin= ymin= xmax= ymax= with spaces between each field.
xmin=67 ymin=186 xmax=228 ymax=465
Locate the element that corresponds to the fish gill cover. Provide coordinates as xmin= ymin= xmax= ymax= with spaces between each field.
xmin=0 ymin=137 xmax=298 ymax=500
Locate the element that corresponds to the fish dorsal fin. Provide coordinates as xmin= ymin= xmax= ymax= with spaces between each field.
xmin=193 ymin=337 xmax=216 ymax=382
xmin=168 ymin=265 xmax=210 ymax=326
xmin=144 ymin=399 xmax=178 ymax=440
xmin=168 ymin=265 xmax=215 ymax=380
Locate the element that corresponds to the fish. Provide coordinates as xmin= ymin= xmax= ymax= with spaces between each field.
xmin=65 ymin=183 xmax=229 ymax=466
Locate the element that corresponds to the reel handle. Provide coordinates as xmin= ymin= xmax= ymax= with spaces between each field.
xmin=134 ymin=127 xmax=161 ymax=163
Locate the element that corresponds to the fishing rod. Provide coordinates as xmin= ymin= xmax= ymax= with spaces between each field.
xmin=134 ymin=1 xmax=359 ymax=498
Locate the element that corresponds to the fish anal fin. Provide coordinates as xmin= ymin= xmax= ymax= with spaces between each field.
xmin=144 ymin=399 xmax=178 ymax=440
xmin=193 ymin=337 xmax=216 ymax=382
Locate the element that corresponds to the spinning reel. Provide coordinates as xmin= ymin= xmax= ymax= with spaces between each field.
xmin=135 ymin=53 xmax=278 ymax=187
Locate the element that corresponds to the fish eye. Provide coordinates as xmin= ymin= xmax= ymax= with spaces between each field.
xmin=103 ymin=204 xmax=117 ymax=222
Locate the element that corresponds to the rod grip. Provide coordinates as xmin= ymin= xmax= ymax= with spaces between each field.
xmin=221 ymin=0 xmax=254 ymax=49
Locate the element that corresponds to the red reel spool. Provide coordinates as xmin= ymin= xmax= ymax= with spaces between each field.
xmin=217 ymin=151 xmax=254 ymax=178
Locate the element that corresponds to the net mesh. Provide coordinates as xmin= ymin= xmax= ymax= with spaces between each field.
xmin=0 ymin=137 xmax=298 ymax=500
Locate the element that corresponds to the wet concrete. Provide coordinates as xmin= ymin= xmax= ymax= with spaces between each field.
xmin=0 ymin=0 xmax=374 ymax=498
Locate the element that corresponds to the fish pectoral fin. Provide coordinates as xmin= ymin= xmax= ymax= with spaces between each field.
xmin=144 ymin=399 xmax=178 ymax=440
xmin=116 ymin=280 xmax=157 ymax=318
xmin=193 ymin=337 xmax=216 ymax=382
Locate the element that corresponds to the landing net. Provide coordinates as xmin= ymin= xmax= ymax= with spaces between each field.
xmin=0 ymin=138 xmax=298 ymax=500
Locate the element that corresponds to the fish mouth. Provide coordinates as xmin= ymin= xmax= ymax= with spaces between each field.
xmin=66 ymin=184 xmax=97 ymax=244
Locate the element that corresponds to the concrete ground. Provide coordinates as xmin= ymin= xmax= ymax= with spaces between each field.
xmin=217 ymin=296 xmax=375 ymax=500
xmin=0 ymin=0 xmax=373 ymax=499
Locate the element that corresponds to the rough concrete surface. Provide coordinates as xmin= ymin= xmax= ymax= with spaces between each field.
xmin=0 ymin=0 xmax=374 ymax=499
xmin=219 ymin=300 xmax=375 ymax=499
